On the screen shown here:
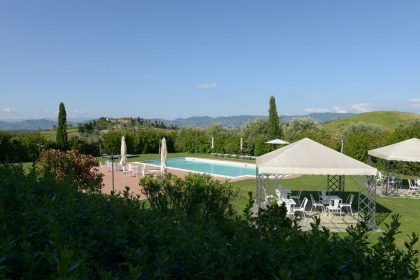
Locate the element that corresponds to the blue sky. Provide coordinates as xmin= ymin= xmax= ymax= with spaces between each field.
xmin=1 ymin=1 xmax=419 ymax=120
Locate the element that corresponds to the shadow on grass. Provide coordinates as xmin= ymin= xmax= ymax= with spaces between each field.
xmin=375 ymin=202 xmax=392 ymax=226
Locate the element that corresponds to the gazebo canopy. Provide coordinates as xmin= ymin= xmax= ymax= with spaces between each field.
xmin=257 ymin=138 xmax=377 ymax=176
xmin=368 ymin=138 xmax=420 ymax=162
xmin=265 ymin=139 xmax=290 ymax=145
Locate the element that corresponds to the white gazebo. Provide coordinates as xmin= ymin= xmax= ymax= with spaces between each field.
xmin=265 ymin=139 xmax=290 ymax=145
xmin=368 ymin=138 xmax=420 ymax=196
xmin=257 ymin=138 xmax=378 ymax=229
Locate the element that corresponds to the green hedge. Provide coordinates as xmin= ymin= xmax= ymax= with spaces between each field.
xmin=1 ymin=163 xmax=419 ymax=279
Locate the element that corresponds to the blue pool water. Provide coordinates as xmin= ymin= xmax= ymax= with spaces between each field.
xmin=142 ymin=157 xmax=256 ymax=178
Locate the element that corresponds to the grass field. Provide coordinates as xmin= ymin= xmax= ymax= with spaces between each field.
xmin=322 ymin=111 xmax=420 ymax=133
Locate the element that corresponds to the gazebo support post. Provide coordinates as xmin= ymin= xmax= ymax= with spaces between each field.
xmin=383 ymin=160 xmax=402 ymax=196
xmin=354 ymin=175 xmax=377 ymax=230
xmin=256 ymin=172 xmax=286 ymax=210
xmin=327 ymin=175 xmax=345 ymax=197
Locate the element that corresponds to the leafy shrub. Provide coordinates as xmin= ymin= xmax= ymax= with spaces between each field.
xmin=1 ymin=163 xmax=419 ymax=279
xmin=140 ymin=173 xmax=239 ymax=225
xmin=36 ymin=148 xmax=103 ymax=192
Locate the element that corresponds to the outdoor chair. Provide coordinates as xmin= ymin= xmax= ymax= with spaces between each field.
xmin=376 ymin=171 xmax=384 ymax=186
xmin=290 ymin=188 xmax=302 ymax=204
xmin=325 ymin=198 xmax=342 ymax=220
xmin=263 ymin=186 xmax=275 ymax=205
xmin=293 ymin=197 xmax=308 ymax=222
xmin=127 ymin=164 xmax=136 ymax=177
xmin=408 ymin=179 xmax=419 ymax=196
xmin=310 ymin=193 xmax=325 ymax=213
xmin=284 ymin=203 xmax=294 ymax=219
xmin=106 ymin=162 xmax=114 ymax=172
xmin=120 ymin=166 xmax=130 ymax=177
xmin=319 ymin=191 xmax=330 ymax=206
xmin=276 ymin=189 xmax=290 ymax=199
xmin=137 ymin=164 xmax=145 ymax=177
xmin=99 ymin=162 xmax=106 ymax=172
xmin=339 ymin=194 xmax=354 ymax=218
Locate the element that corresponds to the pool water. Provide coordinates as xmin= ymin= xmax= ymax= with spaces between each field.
xmin=142 ymin=157 xmax=256 ymax=178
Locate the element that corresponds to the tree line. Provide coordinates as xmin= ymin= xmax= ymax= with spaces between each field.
xmin=1 ymin=99 xmax=420 ymax=174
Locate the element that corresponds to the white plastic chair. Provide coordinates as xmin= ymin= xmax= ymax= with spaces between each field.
xmin=137 ymin=164 xmax=145 ymax=177
xmin=290 ymin=188 xmax=302 ymax=204
xmin=277 ymin=198 xmax=294 ymax=218
xmin=339 ymin=194 xmax=354 ymax=218
xmin=326 ymin=198 xmax=342 ymax=220
xmin=310 ymin=193 xmax=325 ymax=213
xmin=262 ymin=185 xmax=275 ymax=205
xmin=408 ymin=180 xmax=419 ymax=196
xmin=127 ymin=164 xmax=136 ymax=177
xmin=376 ymin=171 xmax=384 ymax=186
xmin=293 ymin=197 xmax=308 ymax=222
xmin=120 ymin=166 xmax=130 ymax=177
xmin=99 ymin=162 xmax=106 ymax=172
xmin=318 ymin=191 xmax=330 ymax=206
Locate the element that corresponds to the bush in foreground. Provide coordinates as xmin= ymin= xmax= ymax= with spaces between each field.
xmin=35 ymin=148 xmax=103 ymax=192
xmin=0 ymin=164 xmax=419 ymax=279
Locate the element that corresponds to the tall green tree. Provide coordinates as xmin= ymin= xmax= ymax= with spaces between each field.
xmin=267 ymin=96 xmax=280 ymax=139
xmin=56 ymin=102 xmax=68 ymax=150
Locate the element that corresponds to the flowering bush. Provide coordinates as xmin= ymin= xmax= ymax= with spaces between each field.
xmin=36 ymin=149 xmax=103 ymax=192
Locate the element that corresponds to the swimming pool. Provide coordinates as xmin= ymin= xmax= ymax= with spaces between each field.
xmin=141 ymin=157 xmax=256 ymax=178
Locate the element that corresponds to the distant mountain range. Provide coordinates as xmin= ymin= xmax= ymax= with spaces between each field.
xmin=153 ymin=112 xmax=355 ymax=128
xmin=0 ymin=113 xmax=354 ymax=131
xmin=0 ymin=119 xmax=86 ymax=131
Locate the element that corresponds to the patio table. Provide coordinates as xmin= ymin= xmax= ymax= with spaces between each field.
xmin=277 ymin=198 xmax=296 ymax=217
xmin=321 ymin=195 xmax=341 ymax=201
xmin=277 ymin=198 xmax=296 ymax=206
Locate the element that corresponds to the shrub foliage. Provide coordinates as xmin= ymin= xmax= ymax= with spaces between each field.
xmin=35 ymin=148 xmax=103 ymax=192
xmin=1 ymin=163 xmax=419 ymax=279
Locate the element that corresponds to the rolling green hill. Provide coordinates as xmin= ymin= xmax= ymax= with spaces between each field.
xmin=322 ymin=111 xmax=420 ymax=133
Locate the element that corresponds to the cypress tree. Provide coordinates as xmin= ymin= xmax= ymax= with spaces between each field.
xmin=267 ymin=96 xmax=280 ymax=140
xmin=56 ymin=102 xmax=68 ymax=150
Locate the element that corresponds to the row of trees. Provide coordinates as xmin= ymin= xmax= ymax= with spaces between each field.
xmin=2 ymin=99 xmax=420 ymax=174
xmin=2 ymin=116 xmax=420 ymax=161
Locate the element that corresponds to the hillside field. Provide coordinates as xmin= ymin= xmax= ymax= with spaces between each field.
xmin=321 ymin=111 xmax=420 ymax=133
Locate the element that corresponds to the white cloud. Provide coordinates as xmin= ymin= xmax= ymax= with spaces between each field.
xmin=350 ymin=103 xmax=371 ymax=113
xmin=304 ymin=108 xmax=329 ymax=113
xmin=409 ymin=98 xmax=420 ymax=103
xmin=2 ymin=107 xmax=16 ymax=113
xmin=196 ymin=83 xmax=217 ymax=89
xmin=333 ymin=106 xmax=347 ymax=113
xmin=73 ymin=110 xmax=85 ymax=115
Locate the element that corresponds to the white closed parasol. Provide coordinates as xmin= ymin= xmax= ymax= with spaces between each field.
xmin=120 ymin=136 xmax=127 ymax=165
xmin=160 ymin=137 xmax=167 ymax=174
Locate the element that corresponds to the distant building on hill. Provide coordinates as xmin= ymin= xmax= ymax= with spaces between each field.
xmin=106 ymin=117 xmax=132 ymax=123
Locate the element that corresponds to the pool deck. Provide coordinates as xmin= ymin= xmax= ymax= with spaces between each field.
xmin=100 ymin=161 xmax=263 ymax=198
